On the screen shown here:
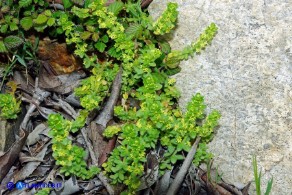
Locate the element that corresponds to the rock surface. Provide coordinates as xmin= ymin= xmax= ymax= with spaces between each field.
xmin=0 ymin=119 xmax=12 ymax=152
xmin=149 ymin=0 xmax=291 ymax=194
xmin=0 ymin=119 xmax=8 ymax=151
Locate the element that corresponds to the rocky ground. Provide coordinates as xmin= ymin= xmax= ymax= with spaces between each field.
xmin=149 ymin=0 xmax=292 ymax=194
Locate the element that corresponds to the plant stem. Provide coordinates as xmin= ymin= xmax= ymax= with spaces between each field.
xmin=253 ymin=155 xmax=261 ymax=195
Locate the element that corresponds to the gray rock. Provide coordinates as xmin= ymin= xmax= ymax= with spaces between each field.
xmin=0 ymin=119 xmax=11 ymax=152
xmin=149 ymin=0 xmax=292 ymax=194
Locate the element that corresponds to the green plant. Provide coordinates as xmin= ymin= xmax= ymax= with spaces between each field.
xmin=15 ymin=34 xmax=40 ymax=70
xmin=253 ymin=155 xmax=273 ymax=195
xmin=0 ymin=93 xmax=21 ymax=119
xmin=35 ymin=188 xmax=50 ymax=195
xmin=48 ymin=112 xmax=100 ymax=180
xmin=0 ymin=35 xmax=24 ymax=53
xmin=152 ymin=2 xmax=178 ymax=35
xmin=103 ymin=91 xmax=220 ymax=193
xmin=0 ymin=81 xmax=21 ymax=119
xmin=206 ymin=161 xmax=223 ymax=184
xmin=74 ymin=62 xmax=119 ymax=111
xmin=0 ymin=35 xmax=23 ymax=88
xmin=0 ymin=34 xmax=40 ymax=88
xmin=164 ymin=23 xmax=218 ymax=69
xmin=0 ymin=57 xmax=17 ymax=90
xmin=1 ymin=0 xmax=220 ymax=193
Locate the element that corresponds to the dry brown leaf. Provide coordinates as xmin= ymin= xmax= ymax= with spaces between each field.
xmin=13 ymin=141 xmax=51 ymax=182
xmin=38 ymin=65 xmax=86 ymax=94
xmin=13 ymin=71 xmax=34 ymax=95
xmin=26 ymin=123 xmax=47 ymax=146
xmin=0 ymin=129 xmax=29 ymax=182
xmin=29 ymin=36 xmax=82 ymax=75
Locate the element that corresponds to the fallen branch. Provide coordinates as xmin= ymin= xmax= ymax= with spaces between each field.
xmin=89 ymin=69 xmax=122 ymax=195
xmin=200 ymin=171 xmax=233 ymax=195
xmin=94 ymin=68 xmax=122 ymax=128
xmin=219 ymin=182 xmax=243 ymax=195
xmin=98 ymin=172 xmax=115 ymax=195
xmin=0 ymin=128 xmax=29 ymax=182
xmin=81 ymin=127 xmax=98 ymax=165
xmin=48 ymin=96 xmax=78 ymax=119
xmin=21 ymin=78 xmax=50 ymax=130
xmin=141 ymin=0 xmax=153 ymax=8
xmin=49 ymin=3 xmax=64 ymax=10
xmin=81 ymin=127 xmax=115 ymax=195
xmin=167 ymin=137 xmax=201 ymax=195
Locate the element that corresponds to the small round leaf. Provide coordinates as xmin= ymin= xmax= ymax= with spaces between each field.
xmin=34 ymin=14 xmax=48 ymax=24
xmin=20 ymin=17 xmax=33 ymax=31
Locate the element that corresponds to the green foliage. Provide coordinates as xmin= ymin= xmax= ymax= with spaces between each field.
xmin=0 ymin=81 xmax=21 ymax=119
xmin=19 ymin=0 xmax=33 ymax=8
xmin=153 ymin=2 xmax=178 ymax=35
xmin=74 ymin=62 xmax=119 ymax=111
xmin=48 ymin=113 xmax=100 ymax=180
xmin=0 ymin=35 xmax=24 ymax=53
xmin=0 ymin=93 xmax=21 ymax=119
xmin=35 ymin=188 xmax=50 ymax=195
xmin=108 ymin=1 xmax=124 ymax=16
xmin=193 ymin=143 xmax=213 ymax=166
xmin=0 ymin=41 xmax=7 ymax=53
xmin=1 ymin=0 xmax=220 ymax=193
xmin=62 ymin=0 xmax=73 ymax=9
xmin=3 ymin=35 xmax=24 ymax=51
xmin=253 ymin=155 xmax=273 ymax=195
xmin=103 ymin=88 xmax=220 ymax=192
xmin=0 ymin=16 xmax=19 ymax=33
xmin=0 ymin=0 xmax=53 ymax=33
xmin=94 ymin=35 xmax=109 ymax=52
xmin=34 ymin=14 xmax=48 ymax=24
xmin=20 ymin=17 xmax=33 ymax=30
xmin=71 ymin=110 xmax=89 ymax=133
xmin=0 ymin=35 xmax=40 ymax=85
xmin=164 ymin=22 xmax=218 ymax=68
xmin=103 ymin=125 xmax=122 ymax=138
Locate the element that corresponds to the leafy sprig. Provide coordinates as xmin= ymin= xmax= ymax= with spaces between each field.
xmin=153 ymin=2 xmax=178 ymax=35
xmin=164 ymin=22 xmax=218 ymax=68
xmin=74 ymin=62 xmax=119 ymax=111
xmin=48 ymin=113 xmax=100 ymax=180
xmin=0 ymin=81 xmax=21 ymax=119
xmin=0 ymin=93 xmax=21 ymax=119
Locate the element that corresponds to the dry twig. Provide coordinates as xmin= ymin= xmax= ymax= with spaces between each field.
xmin=167 ymin=137 xmax=201 ymax=195
xmin=21 ymin=78 xmax=50 ymax=130
xmin=94 ymin=68 xmax=122 ymax=128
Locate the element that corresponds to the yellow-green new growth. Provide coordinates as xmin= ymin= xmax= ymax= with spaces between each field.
xmin=153 ymin=2 xmax=178 ymax=35
xmin=103 ymin=125 xmax=122 ymax=138
xmin=165 ymin=22 xmax=218 ymax=68
xmin=48 ymin=113 xmax=100 ymax=180
xmin=0 ymin=93 xmax=21 ymax=119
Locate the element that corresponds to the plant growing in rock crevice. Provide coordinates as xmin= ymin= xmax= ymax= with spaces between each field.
xmin=103 ymin=91 xmax=220 ymax=192
xmin=253 ymin=155 xmax=273 ymax=195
